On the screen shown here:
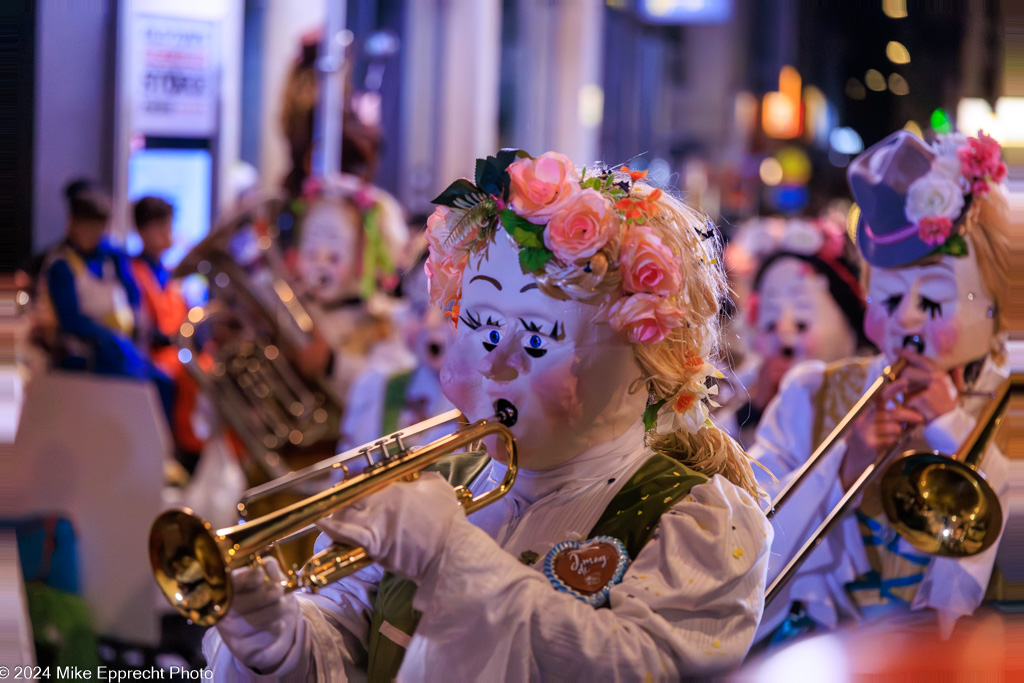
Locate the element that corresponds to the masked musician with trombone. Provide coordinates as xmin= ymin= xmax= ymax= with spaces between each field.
xmin=169 ymin=152 xmax=774 ymax=680
xmin=750 ymin=130 xmax=1012 ymax=646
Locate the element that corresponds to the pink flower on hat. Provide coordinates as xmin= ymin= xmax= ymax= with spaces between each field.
xmin=608 ymin=293 xmax=686 ymax=344
xmin=543 ymin=189 xmax=618 ymax=262
xmin=619 ymin=224 xmax=681 ymax=297
xmin=917 ymin=216 xmax=953 ymax=247
xmin=508 ymin=152 xmax=581 ymax=221
xmin=958 ymin=132 xmax=1007 ymax=192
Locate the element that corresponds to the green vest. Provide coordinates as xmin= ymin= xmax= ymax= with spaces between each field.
xmin=366 ymin=452 xmax=707 ymax=682
xmin=381 ymin=371 xmax=415 ymax=436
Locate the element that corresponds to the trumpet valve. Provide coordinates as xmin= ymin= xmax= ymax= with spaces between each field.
xmin=453 ymin=485 xmax=473 ymax=508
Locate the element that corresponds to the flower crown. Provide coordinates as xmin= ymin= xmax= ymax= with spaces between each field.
xmin=425 ymin=149 xmax=725 ymax=435
xmin=296 ymin=174 xmax=401 ymax=297
xmin=905 ymin=131 xmax=1007 ymax=256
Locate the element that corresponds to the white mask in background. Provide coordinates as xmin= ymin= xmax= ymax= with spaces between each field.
xmin=753 ymin=257 xmax=858 ymax=364
xmin=440 ymin=235 xmax=647 ymax=471
xmin=297 ymin=200 xmax=359 ymax=305
xmin=864 ymin=236 xmax=995 ymax=370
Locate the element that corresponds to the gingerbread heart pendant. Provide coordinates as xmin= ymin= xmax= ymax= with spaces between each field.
xmin=543 ymin=536 xmax=629 ymax=607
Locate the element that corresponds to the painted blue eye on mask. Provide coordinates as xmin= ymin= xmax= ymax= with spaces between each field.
xmin=483 ymin=329 xmax=502 ymax=352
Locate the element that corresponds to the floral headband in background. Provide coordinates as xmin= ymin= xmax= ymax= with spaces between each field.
xmin=423 ymin=149 xmax=725 ymax=435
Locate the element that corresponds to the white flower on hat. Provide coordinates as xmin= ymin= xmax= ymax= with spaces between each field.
xmin=905 ymin=171 xmax=965 ymax=224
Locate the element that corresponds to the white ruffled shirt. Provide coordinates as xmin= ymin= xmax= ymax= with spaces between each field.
xmin=204 ymin=420 xmax=773 ymax=680
xmin=750 ymin=354 xmax=1010 ymax=642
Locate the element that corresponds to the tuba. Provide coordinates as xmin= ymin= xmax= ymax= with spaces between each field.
xmin=173 ymin=195 xmax=344 ymax=479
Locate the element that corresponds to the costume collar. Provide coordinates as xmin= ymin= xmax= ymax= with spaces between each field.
xmin=488 ymin=419 xmax=648 ymax=505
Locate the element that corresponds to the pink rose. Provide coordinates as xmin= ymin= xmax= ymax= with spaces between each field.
xmin=958 ymin=132 xmax=1007 ymax=186
xmin=544 ymin=189 xmax=618 ymax=262
xmin=917 ymin=216 xmax=953 ymax=247
xmin=508 ymin=152 xmax=580 ymax=221
xmin=619 ymin=225 xmax=681 ymax=296
xmin=608 ymin=293 xmax=686 ymax=344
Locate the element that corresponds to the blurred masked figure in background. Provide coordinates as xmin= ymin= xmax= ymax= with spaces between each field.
xmin=752 ymin=130 xmax=1011 ymax=645
xmin=339 ymin=244 xmax=456 ymax=453
xmin=292 ymin=175 xmax=413 ymax=421
xmin=718 ymin=218 xmax=872 ymax=446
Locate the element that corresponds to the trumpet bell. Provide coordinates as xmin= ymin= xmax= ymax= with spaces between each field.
xmin=880 ymin=452 xmax=1003 ymax=558
xmin=149 ymin=509 xmax=232 ymax=627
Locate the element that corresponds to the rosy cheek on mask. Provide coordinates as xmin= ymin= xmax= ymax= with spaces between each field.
xmin=925 ymin=316 xmax=961 ymax=357
xmin=799 ymin=329 xmax=820 ymax=359
xmin=529 ymin=358 xmax=580 ymax=422
xmin=863 ymin=306 xmax=887 ymax=348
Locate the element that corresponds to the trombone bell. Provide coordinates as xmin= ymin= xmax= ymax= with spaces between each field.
xmin=880 ymin=453 xmax=1002 ymax=557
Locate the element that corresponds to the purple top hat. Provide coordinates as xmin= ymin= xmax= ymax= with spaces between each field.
xmin=848 ymin=130 xmax=956 ymax=268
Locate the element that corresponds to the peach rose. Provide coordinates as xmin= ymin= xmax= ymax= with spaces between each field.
xmin=508 ymin=152 xmax=580 ymax=221
xmin=608 ymin=293 xmax=686 ymax=344
xmin=544 ymin=189 xmax=618 ymax=263
xmin=619 ymin=225 xmax=681 ymax=297
xmin=425 ymin=250 xmax=468 ymax=309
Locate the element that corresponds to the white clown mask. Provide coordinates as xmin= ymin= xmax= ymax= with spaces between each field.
xmin=864 ymin=236 xmax=995 ymax=370
xmin=754 ymin=256 xmax=858 ymax=364
xmin=440 ymin=235 xmax=647 ymax=471
xmin=297 ymin=200 xmax=359 ymax=304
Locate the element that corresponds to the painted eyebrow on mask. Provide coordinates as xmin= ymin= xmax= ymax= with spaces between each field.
xmin=469 ymin=275 xmax=502 ymax=290
xmin=520 ymin=283 xmax=539 ymax=292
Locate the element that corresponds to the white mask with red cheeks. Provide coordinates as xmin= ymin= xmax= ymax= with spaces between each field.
xmin=864 ymin=235 xmax=995 ymax=371
xmin=297 ymin=201 xmax=359 ymax=304
xmin=441 ymin=235 xmax=646 ymax=471
xmin=753 ymin=257 xmax=857 ymax=364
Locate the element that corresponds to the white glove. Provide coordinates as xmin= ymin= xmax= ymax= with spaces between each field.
xmin=215 ymin=557 xmax=305 ymax=675
xmin=317 ymin=471 xmax=465 ymax=580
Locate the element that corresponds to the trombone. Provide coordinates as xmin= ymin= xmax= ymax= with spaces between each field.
xmin=763 ymin=358 xmax=1009 ymax=606
xmin=149 ymin=400 xmax=519 ymax=627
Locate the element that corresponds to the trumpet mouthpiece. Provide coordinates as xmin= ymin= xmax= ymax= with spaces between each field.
xmin=494 ymin=399 xmax=518 ymax=427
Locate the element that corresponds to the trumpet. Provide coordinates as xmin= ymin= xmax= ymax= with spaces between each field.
xmin=764 ymin=358 xmax=1010 ymax=606
xmin=149 ymin=400 xmax=519 ymax=626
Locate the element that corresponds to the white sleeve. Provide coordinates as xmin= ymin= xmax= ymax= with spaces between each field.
xmin=203 ymin=533 xmax=386 ymax=682
xmin=403 ymin=475 xmax=772 ymax=680
xmin=747 ymin=360 xmax=828 ymax=492
xmin=339 ymin=369 xmax=388 ymax=451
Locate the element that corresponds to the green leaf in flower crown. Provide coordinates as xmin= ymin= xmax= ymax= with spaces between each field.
xmin=518 ymin=247 xmax=554 ymax=274
xmin=643 ymin=399 xmax=668 ymax=431
xmin=499 ymin=208 xmax=544 ymax=236
xmin=476 ymin=149 xmax=530 ymax=202
xmin=432 ymin=178 xmax=486 ymax=208
xmin=933 ymin=232 xmax=969 ymax=258
xmin=512 ymin=227 xmax=544 ymax=249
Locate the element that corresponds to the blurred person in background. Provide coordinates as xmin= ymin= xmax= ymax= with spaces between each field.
xmin=36 ymin=180 xmax=175 ymax=425
xmin=132 ymin=196 xmax=207 ymax=474
xmin=750 ymin=130 xmax=1011 ymax=647
xmin=339 ymin=243 xmax=456 ymax=453
xmin=717 ymin=218 xmax=872 ymax=446
xmin=291 ymin=174 xmax=414 ymax=420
